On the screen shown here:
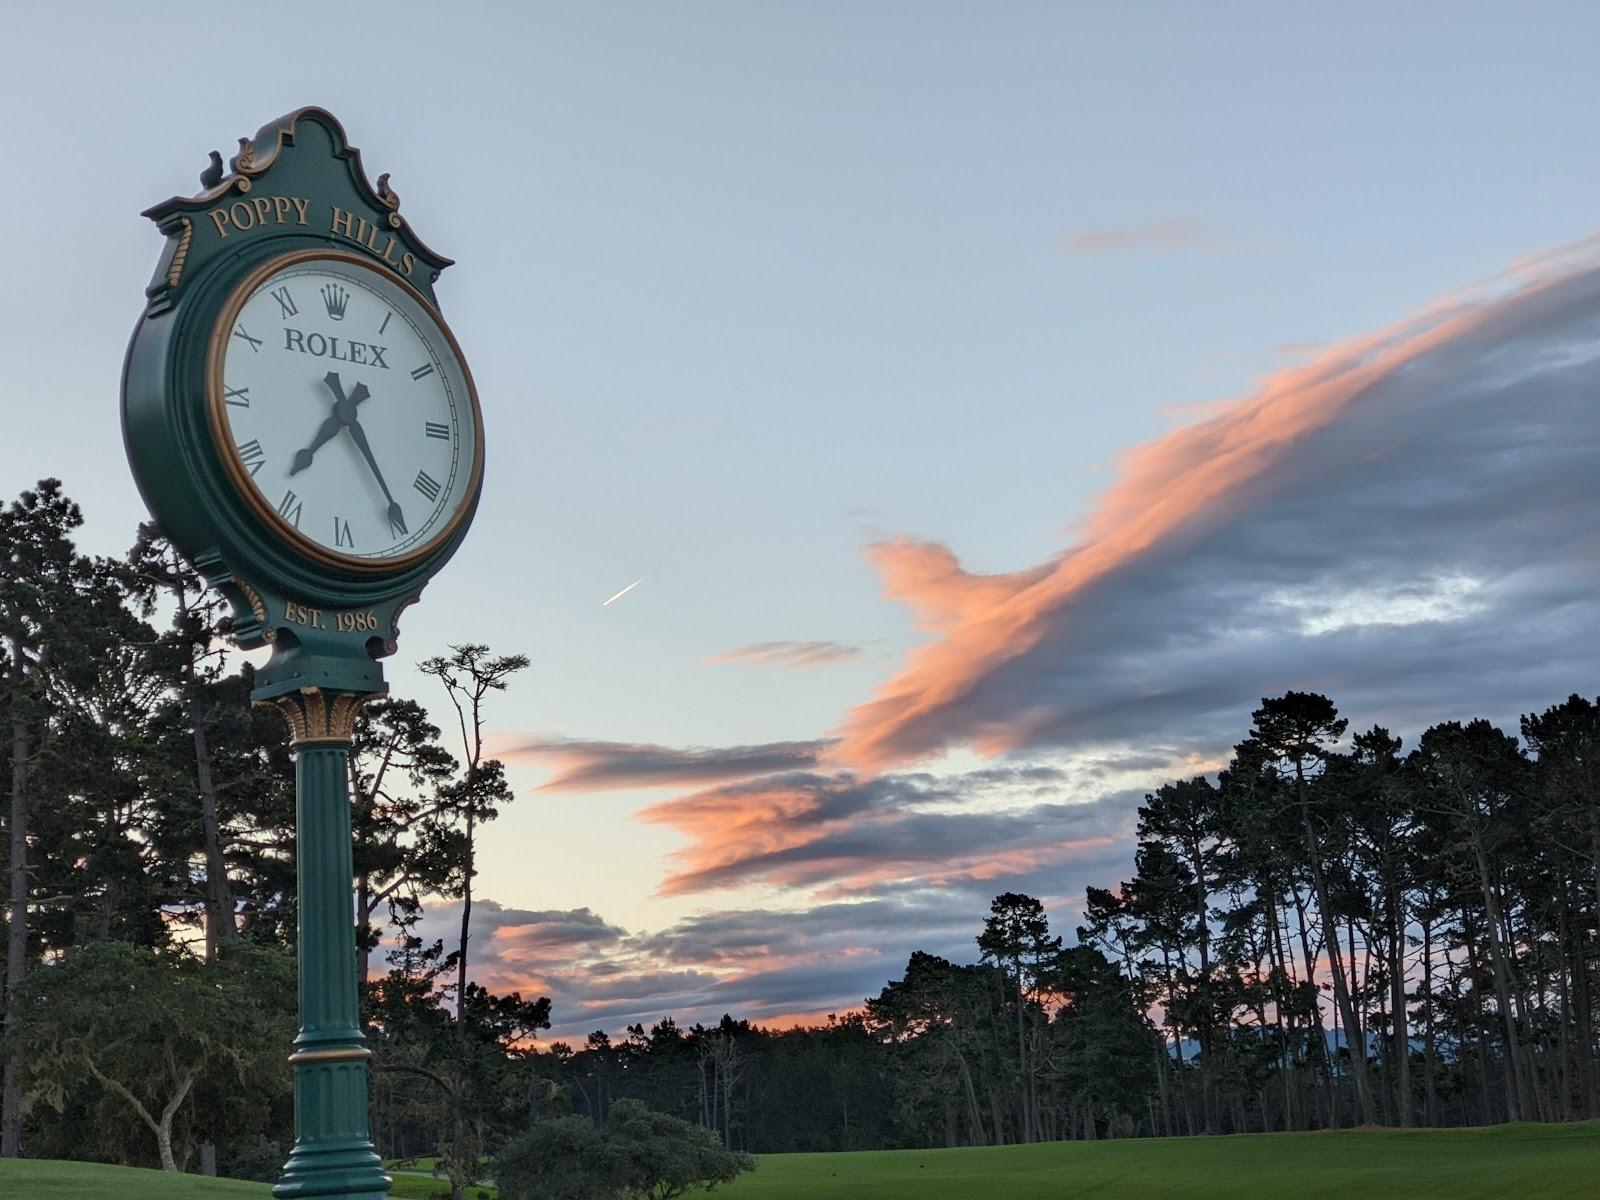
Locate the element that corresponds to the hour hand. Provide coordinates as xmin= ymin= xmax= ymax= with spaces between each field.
xmin=293 ymin=375 xmax=371 ymax=474
xmin=290 ymin=415 xmax=342 ymax=475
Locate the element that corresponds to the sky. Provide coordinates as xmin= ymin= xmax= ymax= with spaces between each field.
xmin=7 ymin=3 xmax=1600 ymax=1039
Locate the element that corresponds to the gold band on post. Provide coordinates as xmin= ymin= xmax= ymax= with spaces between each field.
xmin=259 ymin=687 xmax=367 ymax=747
xmin=287 ymin=1047 xmax=373 ymax=1066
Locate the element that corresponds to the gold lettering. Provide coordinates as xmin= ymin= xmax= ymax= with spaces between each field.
xmin=379 ymin=234 xmax=402 ymax=266
xmin=271 ymin=196 xmax=292 ymax=223
xmin=399 ymin=252 xmax=415 ymax=277
xmin=231 ymin=201 xmax=255 ymax=230
xmin=291 ymin=196 xmax=310 ymax=224
xmin=208 ymin=209 xmax=231 ymax=238
xmin=364 ymin=222 xmax=383 ymax=251
xmin=251 ymin=197 xmax=273 ymax=226
xmin=330 ymin=206 xmax=357 ymax=238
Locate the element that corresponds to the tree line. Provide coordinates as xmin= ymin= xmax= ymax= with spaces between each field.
xmin=549 ymin=690 xmax=1600 ymax=1149
xmin=2 ymin=477 xmax=1597 ymax=1187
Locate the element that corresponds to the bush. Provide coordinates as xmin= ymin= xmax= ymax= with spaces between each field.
xmin=604 ymin=1100 xmax=755 ymax=1199
xmin=497 ymin=1115 xmax=613 ymax=1200
xmin=497 ymin=1101 xmax=755 ymax=1200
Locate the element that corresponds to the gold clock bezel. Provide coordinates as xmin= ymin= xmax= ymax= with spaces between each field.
xmin=205 ymin=249 xmax=484 ymax=575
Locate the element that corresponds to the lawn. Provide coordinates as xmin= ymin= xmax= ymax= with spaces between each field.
xmin=0 ymin=1158 xmax=496 ymax=1199
xmin=720 ymin=1121 xmax=1600 ymax=1200
xmin=0 ymin=1157 xmax=267 ymax=1197
xmin=4 ymin=1122 xmax=1598 ymax=1199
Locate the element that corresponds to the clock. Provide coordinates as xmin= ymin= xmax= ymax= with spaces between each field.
xmin=208 ymin=249 xmax=482 ymax=572
xmin=124 ymin=106 xmax=484 ymax=699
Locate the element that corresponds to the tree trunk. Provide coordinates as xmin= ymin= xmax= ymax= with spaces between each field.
xmin=451 ymin=805 xmax=476 ymax=1200
xmin=1421 ymin=910 xmax=1438 ymax=1126
xmin=89 ymin=1062 xmax=196 ymax=1172
xmin=1152 ymin=1038 xmax=1172 ymax=1137
xmin=2 ymin=643 xmax=29 ymax=1158
xmin=356 ymin=873 xmax=371 ymax=991
xmin=1572 ymin=899 xmax=1598 ymax=1118
xmin=1190 ymin=834 xmax=1213 ymax=1134
xmin=1289 ymin=881 xmax=1336 ymax=1127
xmin=1388 ymin=883 xmax=1410 ymax=1127
xmin=1265 ymin=890 xmax=1295 ymax=1130
xmin=191 ymin=689 xmax=236 ymax=962
xmin=1298 ymin=801 xmax=1375 ymax=1124
xmin=1471 ymin=836 xmax=1528 ymax=1121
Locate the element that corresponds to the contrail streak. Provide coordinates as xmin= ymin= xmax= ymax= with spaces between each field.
xmin=602 ymin=578 xmax=644 ymax=607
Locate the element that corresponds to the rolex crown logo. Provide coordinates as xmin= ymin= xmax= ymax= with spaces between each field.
xmin=321 ymin=284 xmax=349 ymax=321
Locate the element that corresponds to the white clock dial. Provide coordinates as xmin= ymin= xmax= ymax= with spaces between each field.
xmin=211 ymin=253 xmax=480 ymax=568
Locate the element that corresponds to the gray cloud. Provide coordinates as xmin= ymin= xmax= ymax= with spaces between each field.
xmin=406 ymin=887 xmax=1032 ymax=1038
xmin=502 ymin=736 xmax=831 ymax=791
xmin=397 ymin=763 xmax=1145 ymax=1037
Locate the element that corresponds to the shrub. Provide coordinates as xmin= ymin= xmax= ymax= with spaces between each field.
xmin=603 ymin=1099 xmax=755 ymax=1199
xmin=497 ymin=1101 xmax=755 ymax=1200
xmin=497 ymin=1114 xmax=613 ymax=1200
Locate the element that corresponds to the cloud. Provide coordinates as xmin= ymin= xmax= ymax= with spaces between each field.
xmin=392 ymin=755 xmax=1159 ymax=1036
xmin=709 ymin=640 xmax=864 ymax=669
xmin=502 ymin=736 xmax=830 ymax=791
xmin=402 ymin=889 xmax=1025 ymax=1038
xmin=837 ymin=250 xmax=1600 ymax=768
xmin=1062 ymin=219 xmax=1273 ymax=255
xmin=637 ymin=767 xmax=1138 ymax=897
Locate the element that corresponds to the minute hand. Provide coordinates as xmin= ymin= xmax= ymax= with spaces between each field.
xmin=346 ymin=417 xmax=408 ymax=535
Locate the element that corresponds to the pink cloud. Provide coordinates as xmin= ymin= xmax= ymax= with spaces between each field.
xmin=834 ymin=253 xmax=1600 ymax=769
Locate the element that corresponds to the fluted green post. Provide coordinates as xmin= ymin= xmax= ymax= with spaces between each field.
xmin=267 ymin=689 xmax=390 ymax=1200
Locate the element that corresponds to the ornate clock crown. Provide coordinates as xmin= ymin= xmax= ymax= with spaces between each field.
xmin=321 ymin=283 xmax=349 ymax=320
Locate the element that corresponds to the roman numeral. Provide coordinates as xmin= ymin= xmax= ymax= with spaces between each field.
xmin=424 ymin=421 xmax=450 ymax=440
xmin=236 ymin=439 xmax=265 ymax=476
xmin=277 ymin=489 xmax=303 ymax=528
xmin=413 ymin=470 xmax=441 ymax=502
xmin=334 ymin=516 xmax=354 ymax=548
xmin=224 ymin=385 xmax=250 ymax=408
xmin=270 ymin=286 xmax=298 ymax=318
xmin=410 ymin=363 xmax=435 ymax=382
xmin=378 ymin=311 xmax=392 ymax=336
xmin=233 ymin=325 xmax=263 ymax=353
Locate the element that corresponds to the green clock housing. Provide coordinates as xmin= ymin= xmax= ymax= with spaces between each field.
xmin=123 ymin=106 xmax=483 ymax=701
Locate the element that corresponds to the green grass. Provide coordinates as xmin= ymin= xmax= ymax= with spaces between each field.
xmin=0 ymin=1157 xmax=498 ymax=1199
xmin=0 ymin=1157 xmax=268 ymax=1197
xmin=387 ymin=1172 xmax=497 ymax=1199
xmin=720 ymin=1121 xmax=1600 ymax=1200
xmin=6 ymin=1123 xmax=1599 ymax=1199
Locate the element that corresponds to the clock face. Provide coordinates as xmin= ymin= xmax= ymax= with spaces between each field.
xmin=209 ymin=251 xmax=481 ymax=570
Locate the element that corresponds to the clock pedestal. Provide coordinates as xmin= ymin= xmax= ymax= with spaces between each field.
xmin=264 ymin=688 xmax=391 ymax=1200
